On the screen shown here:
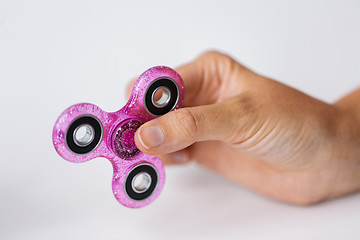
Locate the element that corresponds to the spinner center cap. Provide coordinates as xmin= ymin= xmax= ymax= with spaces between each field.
xmin=112 ymin=119 xmax=143 ymax=159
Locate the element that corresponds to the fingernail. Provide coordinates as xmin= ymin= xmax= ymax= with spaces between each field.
xmin=138 ymin=125 xmax=164 ymax=149
xmin=172 ymin=151 xmax=188 ymax=164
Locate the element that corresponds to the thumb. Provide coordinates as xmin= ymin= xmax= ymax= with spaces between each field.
xmin=134 ymin=100 xmax=243 ymax=155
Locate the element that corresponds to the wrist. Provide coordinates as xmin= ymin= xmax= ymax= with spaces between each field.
xmin=325 ymin=105 xmax=360 ymax=199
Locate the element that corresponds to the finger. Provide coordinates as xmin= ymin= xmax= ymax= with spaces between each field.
xmin=126 ymin=50 xmax=247 ymax=106
xmin=175 ymin=50 xmax=238 ymax=107
xmin=158 ymin=149 xmax=192 ymax=166
xmin=125 ymin=52 xmax=220 ymax=106
xmin=134 ymin=97 xmax=249 ymax=155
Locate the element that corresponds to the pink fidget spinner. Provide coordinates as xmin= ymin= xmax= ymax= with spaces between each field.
xmin=52 ymin=66 xmax=184 ymax=208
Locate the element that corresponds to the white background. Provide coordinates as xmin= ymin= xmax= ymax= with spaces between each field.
xmin=0 ymin=0 xmax=359 ymax=239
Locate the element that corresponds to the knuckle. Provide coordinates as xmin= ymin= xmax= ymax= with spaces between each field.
xmin=223 ymin=94 xmax=261 ymax=144
xmin=233 ymin=93 xmax=256 ymax=114
xmin=197 ymin=50 xmax=234 ymax=67
xmin=172 ymin=109 xmax=199 ymax=140
xmin=198 ymin=50 xmax=223 ymax=59
xmin=196 ymin=50 xmax=238 ymax=85
xmin=229 ymin=94 xmax=258 ymax=125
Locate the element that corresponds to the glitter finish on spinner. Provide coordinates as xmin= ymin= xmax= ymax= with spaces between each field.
xmin=52 ymin=66 xmax=184 ymax=208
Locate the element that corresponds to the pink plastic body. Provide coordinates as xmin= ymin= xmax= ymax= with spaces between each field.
xmin=52 ymin=66 xmax=184 ymax=208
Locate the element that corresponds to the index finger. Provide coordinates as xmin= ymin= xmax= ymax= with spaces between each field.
xmin=126 ymin=51 xmax=240 ymax=107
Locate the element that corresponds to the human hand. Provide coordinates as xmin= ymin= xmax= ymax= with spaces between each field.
xmin=129 ymin=51 xmax=360 ymax=205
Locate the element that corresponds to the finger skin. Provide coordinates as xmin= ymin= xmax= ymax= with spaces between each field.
xmin=126 ymin=51 xmax=255 ymax=106
xmin=158 ymin=149 xmax=192 ymax=166
xmin=134 ymin=102 xmax=239 ymax=155
xmin=128 ymin=50 xmax=360 ymax=205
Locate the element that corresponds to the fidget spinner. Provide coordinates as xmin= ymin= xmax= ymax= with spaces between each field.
xmin=52 ymin=66 xmax=184 ymax=208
